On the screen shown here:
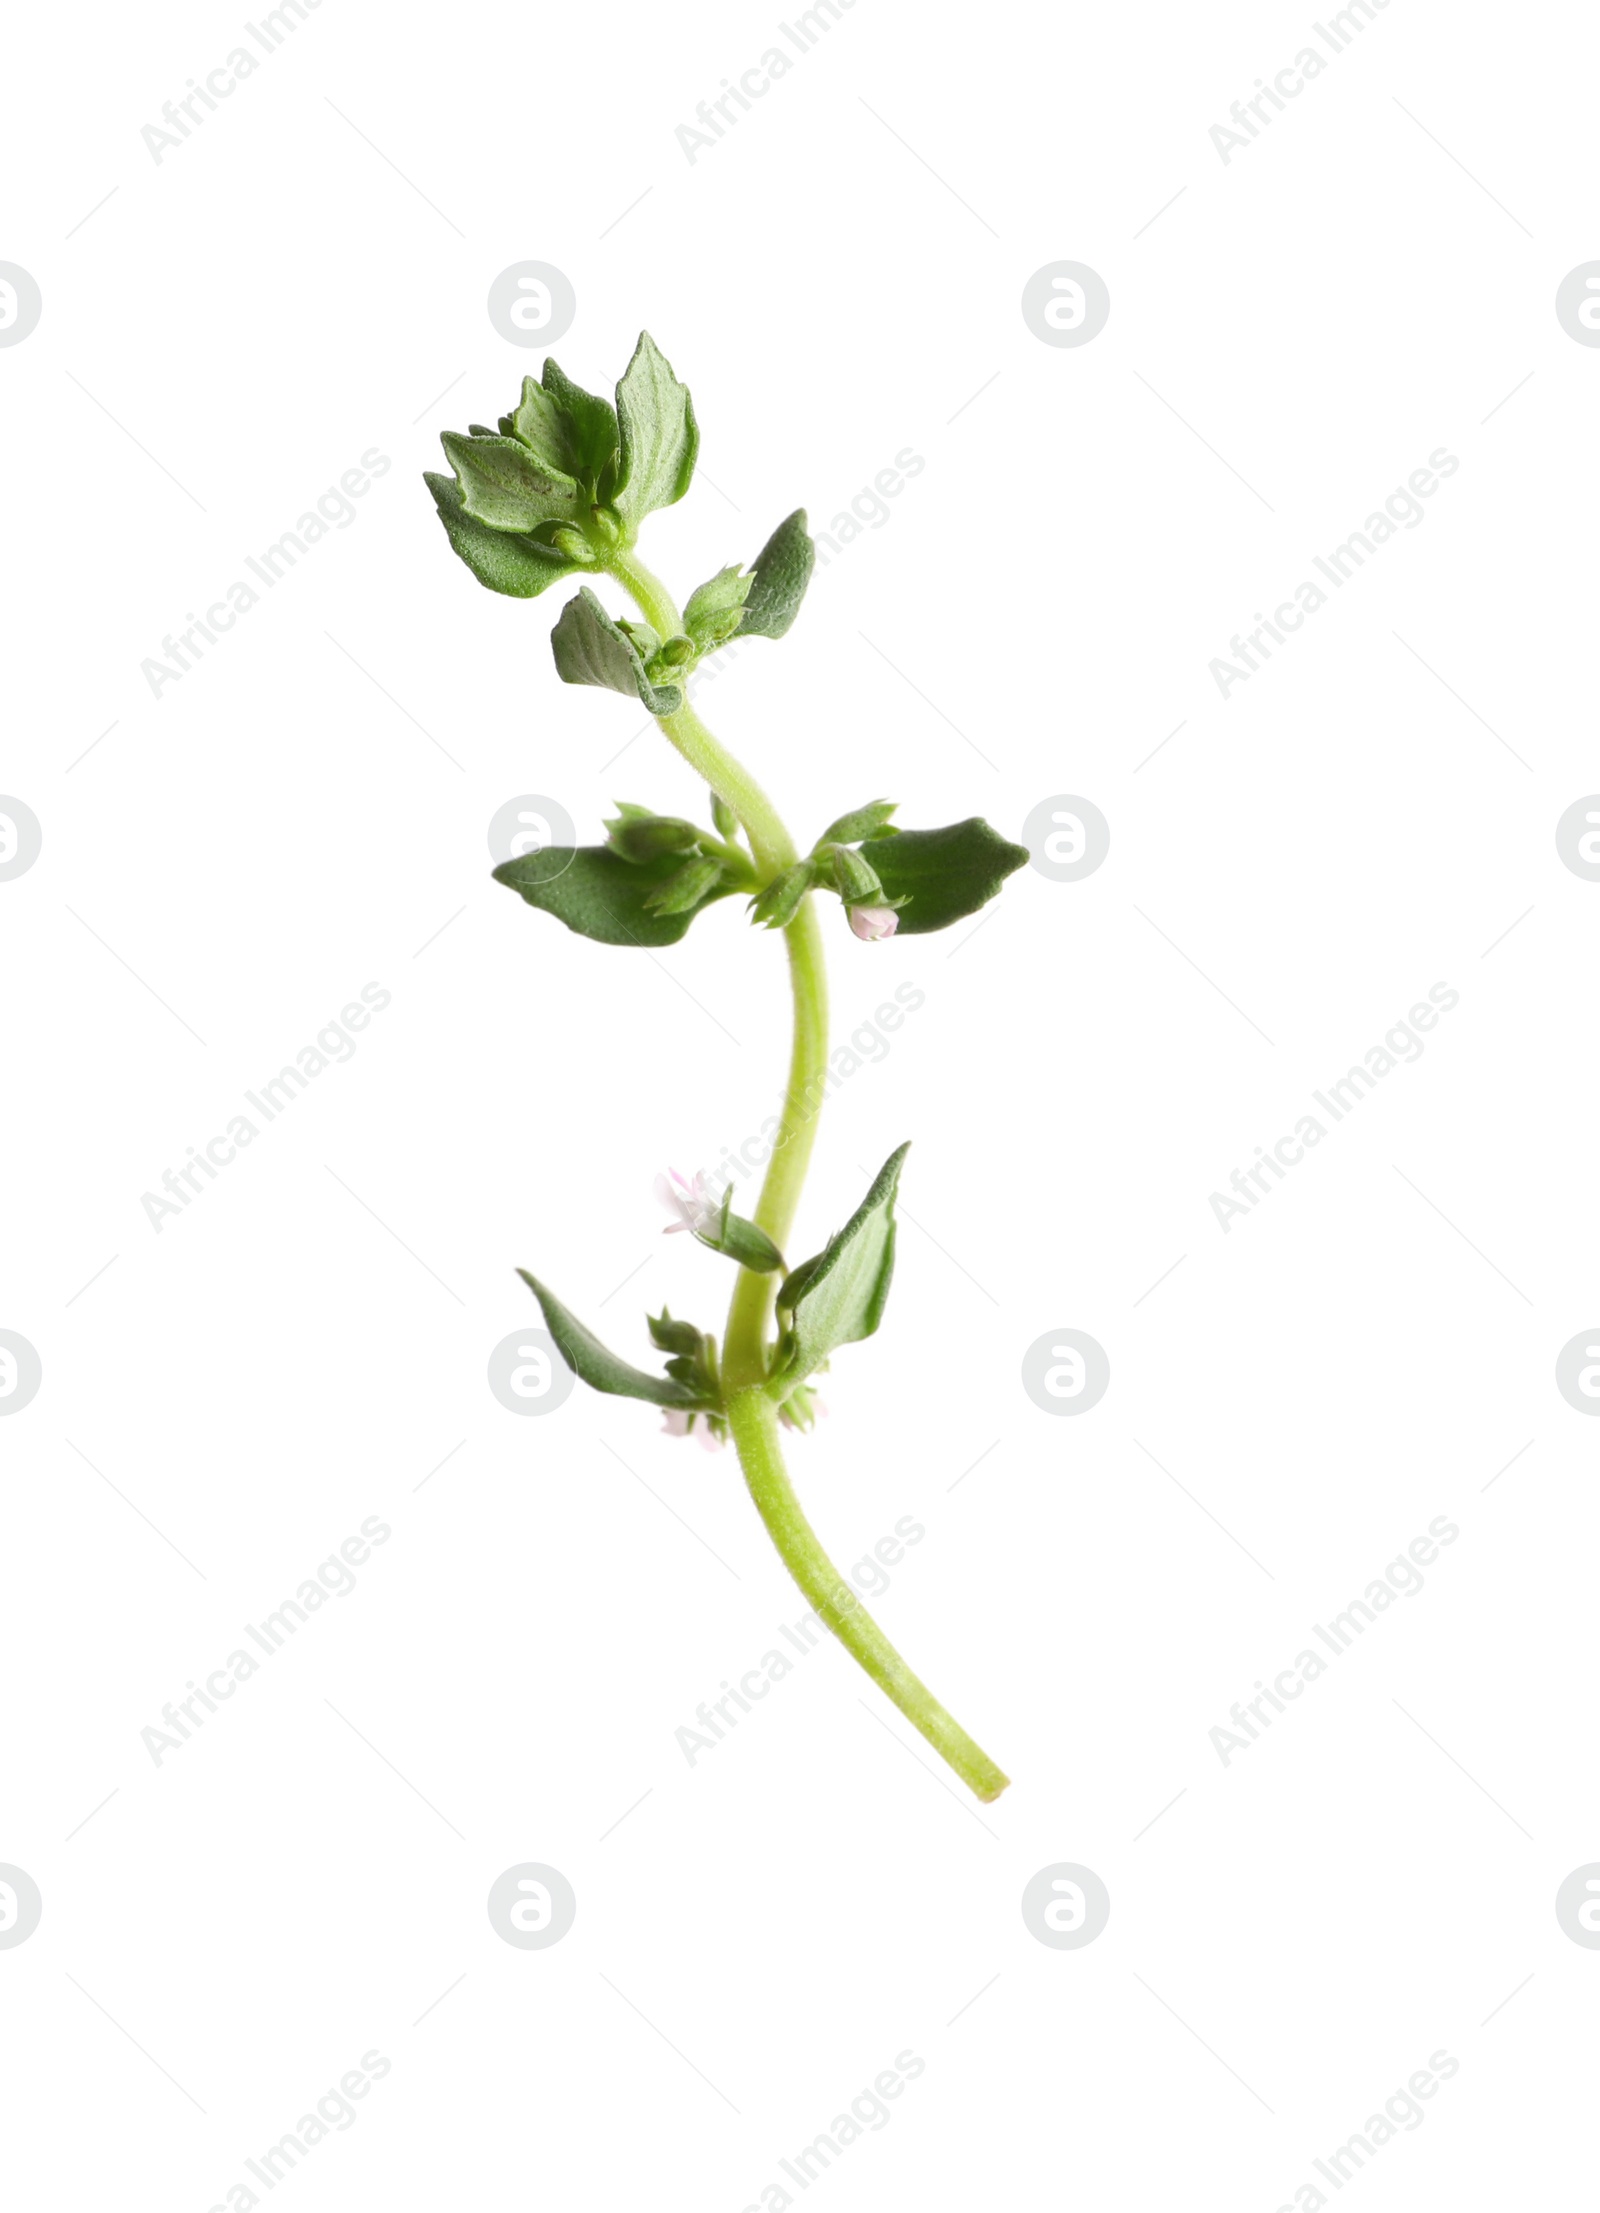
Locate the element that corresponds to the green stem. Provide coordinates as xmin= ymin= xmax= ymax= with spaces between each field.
xmin=722 ymin=893 xmax=827 ymax=1388
xmin=605 ymin=545 xmax=681 ymax=638
xmin=605 ymin=546 xmax=1009 ymax=1802
xmin=728 ymin=1393 xmax=1010 ymax=1802
xmin=606 ymin=548 xmax=795 ymax=878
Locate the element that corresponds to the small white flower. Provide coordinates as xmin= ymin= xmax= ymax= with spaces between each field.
xmin=848 ymin=904 xmax=898 ymax=942
xmin=655 ymin=1167 xmax=722 ymax=1239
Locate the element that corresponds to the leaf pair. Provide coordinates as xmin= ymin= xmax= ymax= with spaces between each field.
xmin=552 ymin=510 xmax=817 ymax=718
xmin=498 ymin=813 xmax=1029 ymax=952
xmin=514 ymin=1145 xmax=908 ymax=1426
xmin=424 ymin=332 xmax=697 ymax=599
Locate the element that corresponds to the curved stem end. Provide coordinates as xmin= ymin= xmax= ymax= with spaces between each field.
xmin=728 ymin=1392 xmax=1008 ymax=1804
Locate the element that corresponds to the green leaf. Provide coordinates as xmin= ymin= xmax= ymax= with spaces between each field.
xmin=604 ymin=803 xmax=704 ymax=862
xmin=551 ymin=587 xmax=683 ymax=714
xmin=439 ymin=430 xmax=579 ymax=532
xmin=540 ymin=357 xmax=621 ymax=492
xmin=550 ymin=589 xmax=635 ymax=694
xmin=705 ymin=1187 xmax=784 ymax=1273
xmin=493 ymin=845 xmax=737 ymax=947
xmin=860 ymin=818 xmax=1030 ymax=935
xmin=749 ymin=862 xmax=814 ymax=931
xmin=517 ymin=1272 xmax=703 ymax=1406
xmin=684 ymin=564 xmax=752 ymax=650
xmin=643 ymin=854 xmax=725 ymax=916
xmin=711 ymin=791 xmax=740 ymax=841
xmin=773 ymin=1143 xmax=909 ymax=1388
xmin=506 ymin=375 xmax=583 ymax=478
xmin=817 ymin=799 xmax=898 ymax=847
xmin=423 ymin=473 xmax=578 ymax=599
xmin=613 ymin=332 xmax=698 ymax=523
xmin=740 ymin=510 xmax=815 ymax=639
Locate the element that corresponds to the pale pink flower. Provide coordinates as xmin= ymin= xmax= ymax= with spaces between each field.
xmin=848 ymin=904 xmax=898 ymax=942
xmin=655 ymin=1167 xmax=721 ymax=1238
xmin=660 ymin=1406 xmax=725 ymax=1452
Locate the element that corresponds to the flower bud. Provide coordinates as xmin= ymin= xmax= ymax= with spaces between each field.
xmin=814 ymin=842 xmax=883 ymax=905
xmin=548 ymin=524 xmax=591 ymax=563
xmin=848 ymin=904 xmax=899 ymax=942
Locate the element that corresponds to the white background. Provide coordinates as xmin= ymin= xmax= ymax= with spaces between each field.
xmin=3 ymin=1 xmax=1598 ymax=2206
